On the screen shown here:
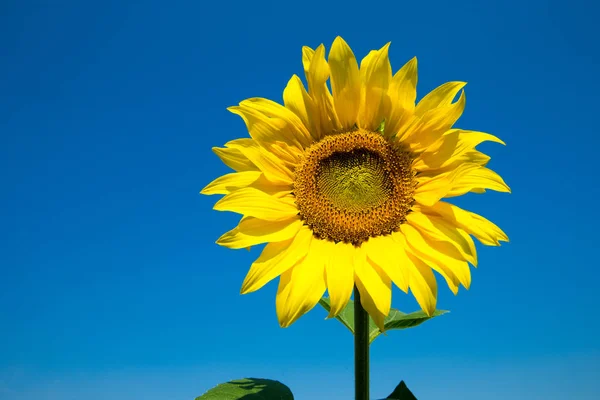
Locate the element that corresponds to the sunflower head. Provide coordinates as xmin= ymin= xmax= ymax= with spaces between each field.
xmin=202 ymin=37 xmax=509 ymax=330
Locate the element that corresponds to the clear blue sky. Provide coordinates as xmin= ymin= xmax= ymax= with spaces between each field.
xmin=1 ymin=1 xmax=598 ymax=399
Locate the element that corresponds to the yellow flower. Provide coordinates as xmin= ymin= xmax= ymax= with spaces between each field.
xmin=202 ymin=37 xmax=509 ymax=330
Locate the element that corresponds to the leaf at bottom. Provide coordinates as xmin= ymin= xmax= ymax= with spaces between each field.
xmin=385 ymin=380 xmax=417 ymax=400
xmin=196 ymin=378 xmax=294 ymax=399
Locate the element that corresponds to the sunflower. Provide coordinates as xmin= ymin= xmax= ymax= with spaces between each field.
xmin=202 ymin=37 xmax=509 ymax=330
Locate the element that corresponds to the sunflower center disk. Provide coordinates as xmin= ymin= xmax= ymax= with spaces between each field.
xmin=294 ymin=130 xmax=416 ymax=246
xmin=317 ymin=150 xmax=392 ymax=211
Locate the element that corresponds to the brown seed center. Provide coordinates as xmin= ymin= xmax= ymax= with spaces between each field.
xmin=293 ymin=130 xmax=416 ymax=246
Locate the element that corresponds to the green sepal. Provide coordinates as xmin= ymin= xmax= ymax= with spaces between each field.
xmin=376 ymin=119 xmax=386 ymax=134
xmin=318 ymin=297 xmax=448 ymax=343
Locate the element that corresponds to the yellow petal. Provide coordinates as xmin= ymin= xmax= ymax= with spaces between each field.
xmin=212 ymin=146 xmax=258 ymax=172
xmin=354 ymin=246 xmax=391 ymax=331
xmin=264 ymin=141 xmax=303 ymax=172
xmin=239 ymin=98 xmax=313 ymax=148
xmin=225 ymin=139 xmax=293 ymax=185
xmin=216 ymin=216 xmax=303 ymax=249
xmin=358 ymin=43 xmax=392 ymax=131
xmin=445 ymin=166 xmax=511 ymax=197
xmin=386 ymin=57 xmax=418 ymax=137
xmin=228 ymin=105 xmax=303 ymax=150
xmin=278 ymin=238 xmax=328 ymax=327
xmin=414 ymin=163 xmax=478 ymax=206
xmin=400 ymin=224 xmax=471 ymax=293
xmin=241 ymin=226 xmax=312 ymax=293
xmin=419 ymin=201 xmax=508 ymax=246
xmin=305 ymin=45 xmax=330 ymax=89
xmin=463 ymin=151 xmax=491 ymax=166
xmin=415 ymin=81 xmax=467 ymax=117
xmin=302 ymin=46 xmax=316 ymax=75
xmin=419 ymin=152 xmax=492 ymax=180
xmin=414 ymin=129 xmax=505 ymax=171
xmin=276 ymin=269 xmax=293 ymax=324
xmin=406 ymin=212 xmax=477 ymax=266
xmin=202 ymin=169 xmax=290 ymax=197
xmin=325 ymin=241 xmax=355 ymax=318
xmin=214 ymin=187 xmax=298 ymax=221
xmin=363 ymin=235 xmax=408 ymax=292
xmin=283 ymin=75 xmax=320 ymax=141
xmin=303 ymin=44 xmax=339 ymax=135
xmin=420 ymin=151 xmax=491 ymax=176
xmin=328 ymin=36 xmax=361 ymax=130
xmin=392 ymin=232 xmax=437 ymax=316
xmin=201 ymin=171 xmax=263 ymax=195
xmin=402 ymin=90 xmax=466 ymax=151
xmin=391 ymin=57 xmax=418 ymax=111
xmin=251 ymin=175 xmax=293 ymax=198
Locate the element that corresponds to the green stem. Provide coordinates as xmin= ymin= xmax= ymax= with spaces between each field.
xmin=354 ymin=286 xmax=369 ymax=400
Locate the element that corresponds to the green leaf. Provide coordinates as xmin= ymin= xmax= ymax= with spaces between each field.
xmin=196 ymin=378 xmax=294 ymax=400
xmin=385 ymin=380 xmax=418 ymax=400
xmin=318 ymin=297 xmax=448 ymax=343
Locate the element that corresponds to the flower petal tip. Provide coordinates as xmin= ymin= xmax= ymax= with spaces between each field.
xmin=279 ymin=321 xmax=291 ymax=328
xmin=422 ymin=305 xmax=436 ymax=317
xmin=240 ymin=283 xmax=251 ymax=295
xmin=373 ymin=320 xmax=386 ymax=333
xmin=332 ymin=35 xmax=347 ymax=45
xmin=381 ymin=42 xmax=391 ymax=54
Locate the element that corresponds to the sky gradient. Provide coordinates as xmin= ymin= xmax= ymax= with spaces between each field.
xmin=1 ymin=0 xmax=599 ymax=399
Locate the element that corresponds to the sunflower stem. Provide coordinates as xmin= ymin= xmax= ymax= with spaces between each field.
xmin=354 ymin=286 xmax=370 ymax=400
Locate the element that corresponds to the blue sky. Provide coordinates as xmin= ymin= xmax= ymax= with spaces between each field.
xmin=1 ymin=0 xmax=599 ymax=399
